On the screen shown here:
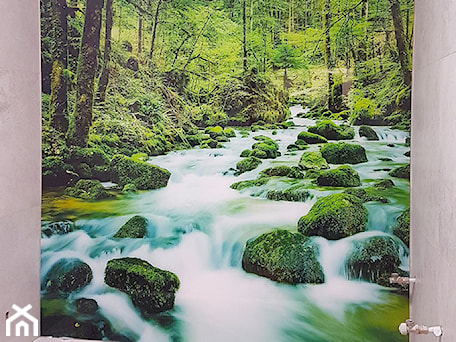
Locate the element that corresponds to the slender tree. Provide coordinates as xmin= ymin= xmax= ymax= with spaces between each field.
xmin=149 ymin=0 xmax=163 ymax=59
xmin=324 ymin=0 xmax=335 ymax=111
xmin=242 ymin=0 xmax=247 ymax=73
xmin=138 ymin=13 xmax=143 ymax=54
xmin=97 ymin=0 xmax=114 ymax=103
xmin=389 ymin=0 xmax=411 ymax=87
xmin=49 ymin=0 xmax=69 ymax=134
xmin=70 ymin=0 xmax=104 ymax=146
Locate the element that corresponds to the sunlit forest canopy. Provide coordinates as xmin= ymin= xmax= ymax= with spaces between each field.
xmin=41 ymin=0 xmax=412 ymax=187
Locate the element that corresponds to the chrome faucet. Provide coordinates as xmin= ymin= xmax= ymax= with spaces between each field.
xmin=399 ymin=319 xmax=443 ymax=337
xmin=389 ymin=273 xmax=415 ymax=286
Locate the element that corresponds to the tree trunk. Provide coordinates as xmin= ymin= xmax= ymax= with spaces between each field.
xmin=324 ymin=0 xmax=335 ymax=111
xmin=149 ymin=0 xmax=163 ymax=59
xmin=70 ymin=0 xmax=104 ymax=147
xmin=138 ymin=13 xmax=143 ymax=54
xmin=97 ymin=0 xmax=113 ymax=103
xmin=49 ymin=0 xmax=69 ymax=134
xmin=242 ymin=0 xmax=247 ymax=73
xmin=389 ymin=0 xmax=411 ymax=87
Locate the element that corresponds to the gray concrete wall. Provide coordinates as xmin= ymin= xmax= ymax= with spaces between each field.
xmin=0 ymin=0 xmax=42 ymax=341
xmin=411 ymin=0 xmax=456 ymax=341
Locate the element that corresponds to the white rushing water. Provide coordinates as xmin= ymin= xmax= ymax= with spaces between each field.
xmin=41 ymin=105 xmax=410 ymax=341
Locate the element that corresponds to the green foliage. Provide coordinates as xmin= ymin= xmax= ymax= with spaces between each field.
xmin=298 ymin=193 xmax=368 ymax=240
xmin=242 ymin=230 xmax=324 ymax=284
xmin=320 ymin=142 xmax=368 ymax=164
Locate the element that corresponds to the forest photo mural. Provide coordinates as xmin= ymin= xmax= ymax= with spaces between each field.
xmin=40 ymin=0 xmax=412 ymax=340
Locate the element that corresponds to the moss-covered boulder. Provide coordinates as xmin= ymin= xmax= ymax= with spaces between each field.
xmin=223 ymin=127 xmax=236 ymax=137
xmin=65 ymin=179 xmax=112 ymax=200
xmin=110 ymin=154 xmax=171 ymax=190
xmin=242 ymin=230 xmax=324 ymax=284
xmin=316 ymin=165 xmax=361 ymax=187
xmin=346 ymin=235 xmax=402 ymax=286
xmin=389 ymin=164 xmax=410 ymax=179
xmin=251 ymin=139 xmax=280 ymax=159
xmin=230 ymin=178 xmax=269 ymax=190
xmin=260 ymin=166 xmax=292 ymax=177
xmin=41 ymin=220 xmax=75 ymax=237
xmin=320 ymin=142 xmax=368 ymax=164
xmin=113 ymin=216 xmax=147 ymax=238
xmin=374 ymin=179 xmax=395 ymax=189
xmin=43 ymin=258 xmax=93 ymax=294
xmin=298 ymin=151 xmax=330 ymax=170
xmin=204 ymin=126 xmax=225 ymax=139
xmin=308 ymin=120 xmax=355 ymax=140
xmin=392 ymin=208 xmax=410 ymax=247
xmin=343 ymin=188 xmax=388 ymax=203
xmin=240 ymin=149 xmax=252 ymax=157
xmin=236 ymin=156 xmax=262 ymax=174
xmin=104 ymin=257 xmax=180 ymax=316
xmin=74 ymin=298 xmax=99 ymax=315
xmin=266 ymin=187 xmax=312 ymax=202
xmin=298 ymin=193 xmax=368 ymax=240
xmin=297 ymin=131 xmax=328 ymax=144
xmin=42 ymin=156 xmax=75 ymax=188
xmin=359 ymin=125 xmax=379 ymax=140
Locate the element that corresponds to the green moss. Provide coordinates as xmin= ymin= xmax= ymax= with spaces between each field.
xmin=110 ymin=154 xmax=171 ymax=190
xmin=122 ymin=183 xmax=137 ymax=193
xmin=223 ymin=127 xmax=236 ymax=137
xmin=389 ymin=164 xmax=410 ymax=179
xmin=343 ymin=188 xmax=388 ymax=203
xmin=130 ymin=152 xmax=149 ymax=162
xmin=230 ymin=177 xmax=269 ymax=190
xmin=359 ymin=125 xmax=379 ymax=140
xmin=43 ymin=258 xmax=93 ymax=294
xmin=64 ymin=179 xmax=113 ymax=200
xmin=374 ymin=179 xmax=395 ymax=189
xmin=251 ymin=141 xmax=279 ymax=159
xmin=42 ymin=156 xmax=74 ymax=188
xmin=316 ymin=165 xmax=361 ymax=187
xmin=242 ymin=230 xmax=324 ymax=284
xmin=260 ymin=166 xmax=292 ymax=177
xmin=308 ymin=120 xmax=355 ymax=140
xmin=104 ymin=257 xmax=180 ymax=316
xmin=298 ymin=151 xmax=330 ymax=170
xmin=392 ymin=208 xmax=410 ymax=247
xmin=320 ymin=142 xmax=368 ymax=164
xmin=236 ymin=156 xmax=262 ymax=174
xmin=204 ymin=126 xmax=225 ymax=139
xmin=113 ymin=215 xmax=147 ymax=238
xmin=240 ymin=149 xmax=252 ymax=157
xmin=297 ymin=131 xmax=328 ymax=144
xmin=266 ymin=186 xmax=312 ymax=202
xmin=346 ymin=235 xmax=402 ymax=286
xmin=298 ymin=193 xmax=368 ymax=240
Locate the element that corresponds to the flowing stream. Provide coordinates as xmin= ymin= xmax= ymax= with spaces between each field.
xmin=41 ymin=105 xmax=409 ymax=342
